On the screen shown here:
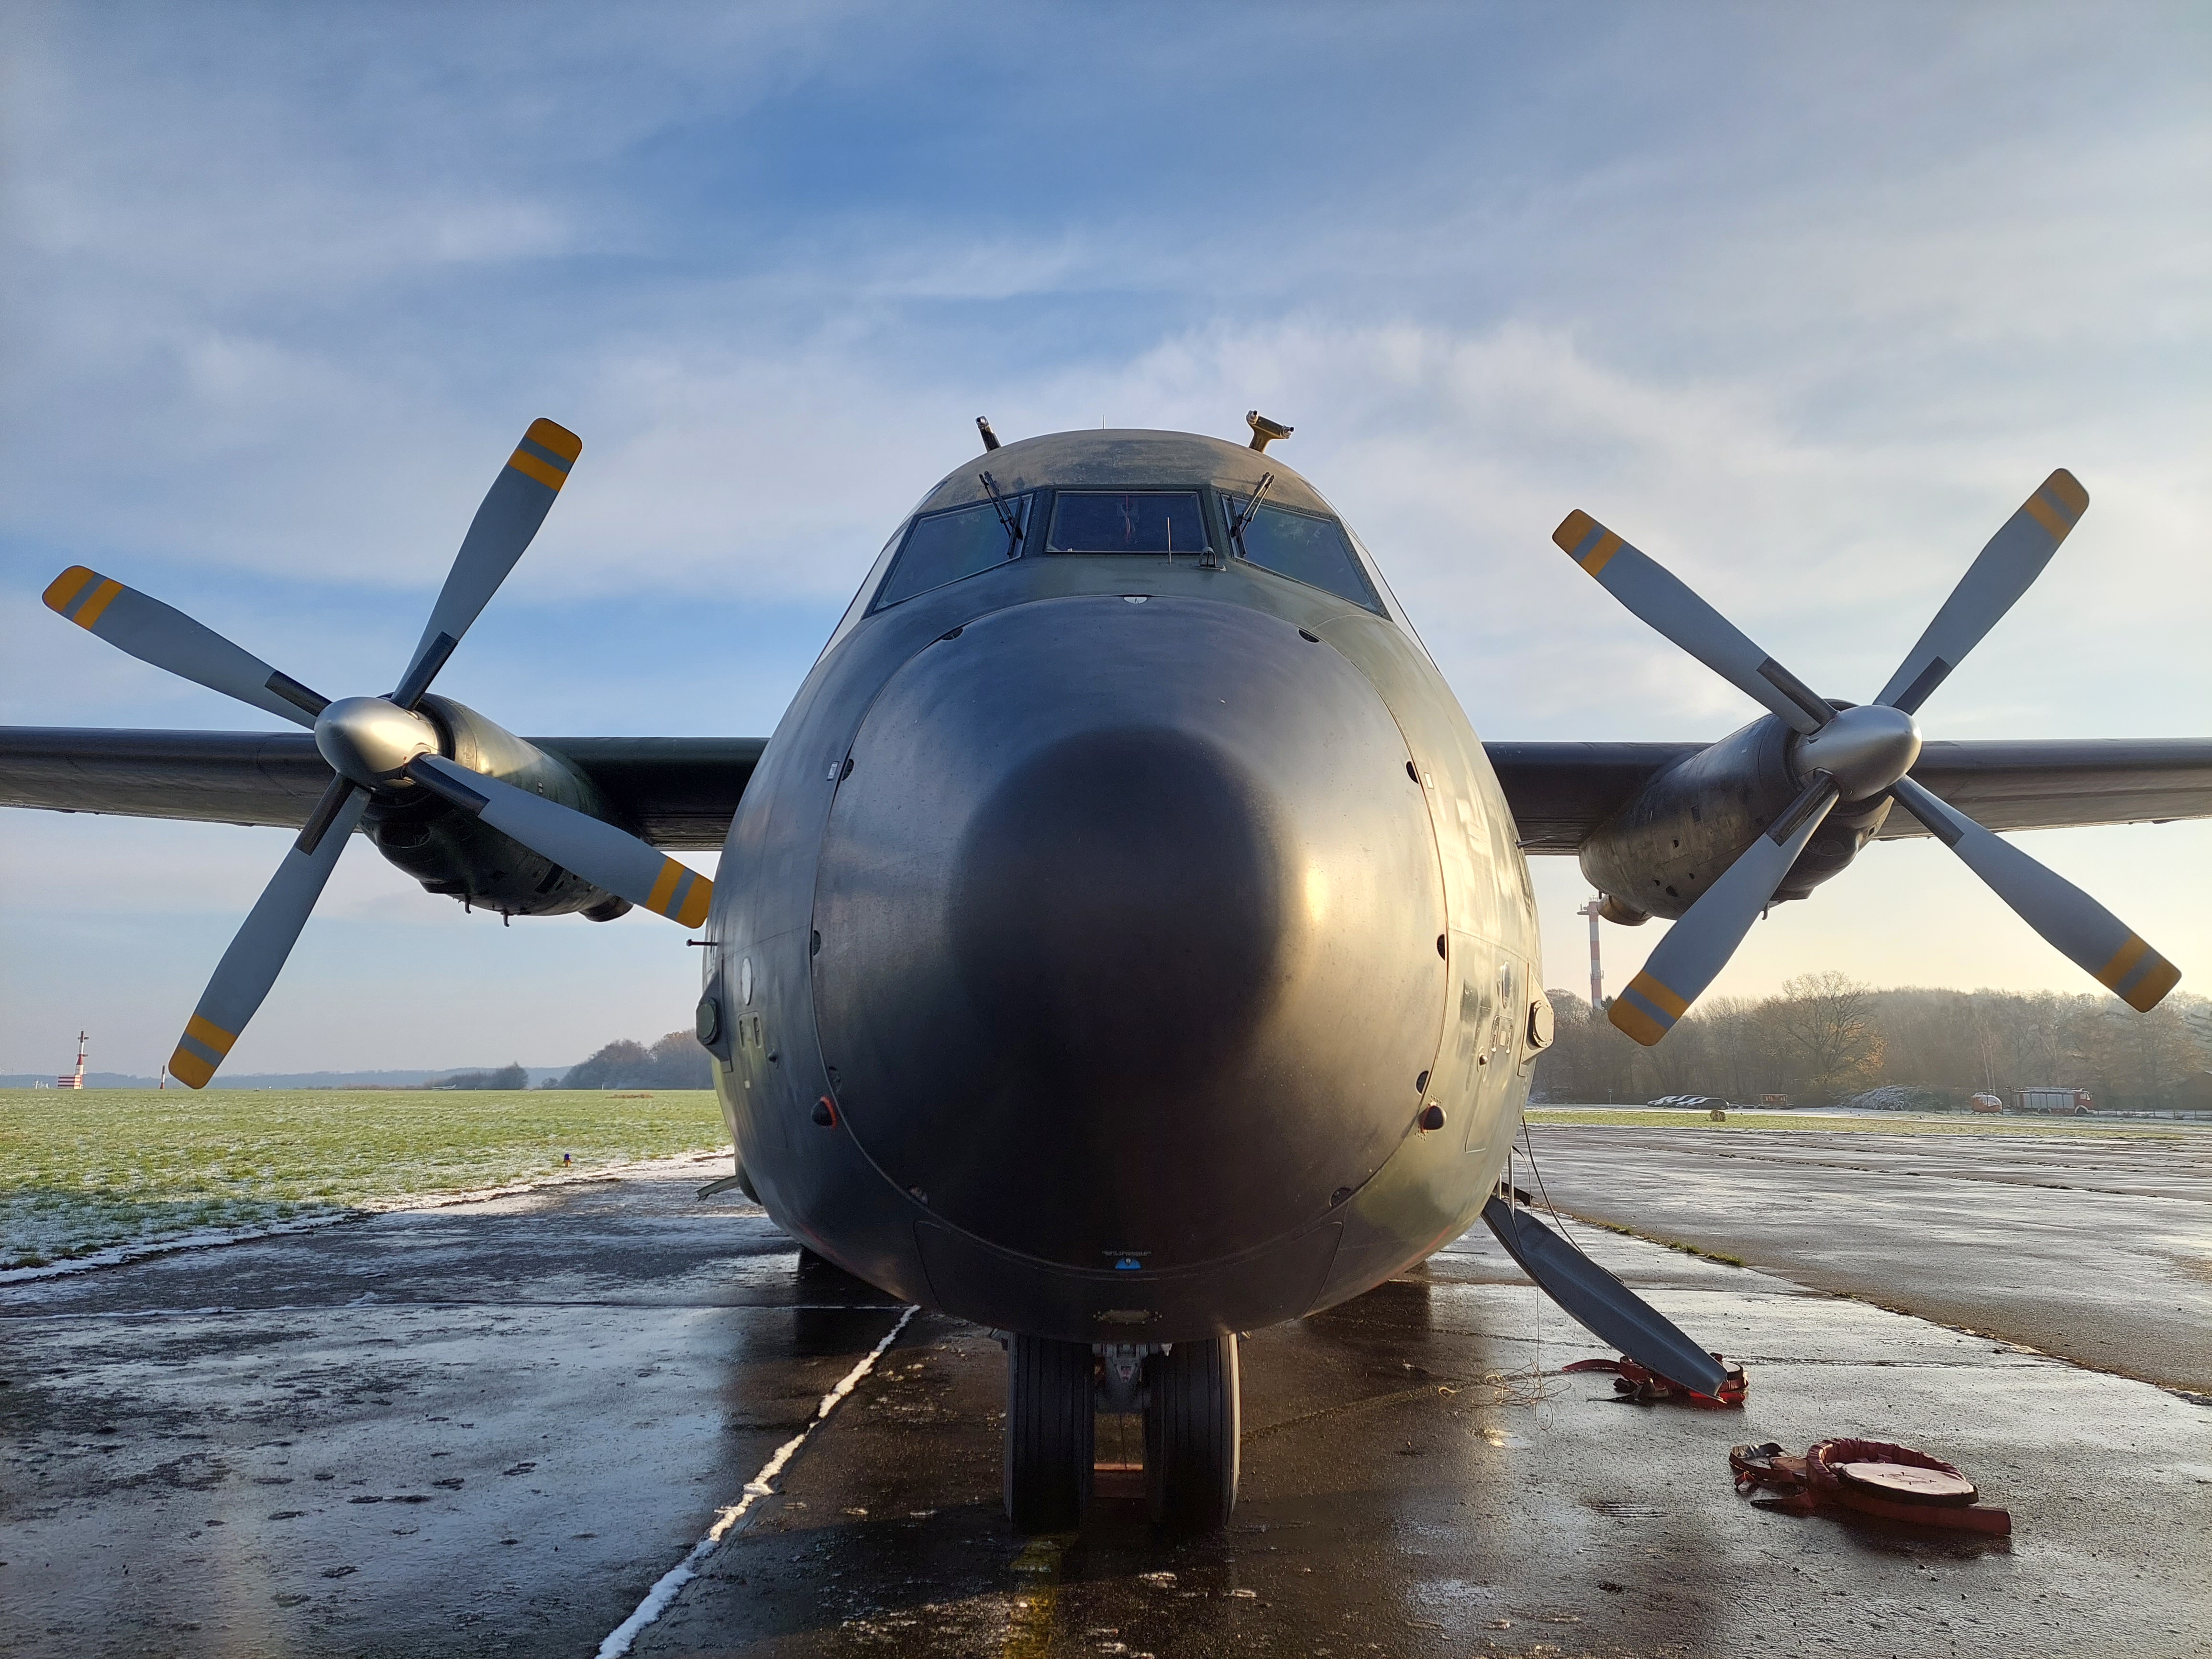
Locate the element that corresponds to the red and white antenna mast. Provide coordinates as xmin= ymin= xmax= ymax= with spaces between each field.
xmin=1574 ymin=899 xmax=1604 ymax=1009
xmin=58 ymin=1031 xmax=88 ymax=1090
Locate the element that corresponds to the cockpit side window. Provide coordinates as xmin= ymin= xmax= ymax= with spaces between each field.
xmin=1222 ymin=495 xmax=1385 ymax=614
xmin=1045 ymin=491 xmax=1210 ymax=556
xmin=873 ymin=495 xmax=1030 ymax=610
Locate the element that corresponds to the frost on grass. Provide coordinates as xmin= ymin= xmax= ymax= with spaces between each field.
xmin=0 ymin=1089 xmax=727 ymax=1268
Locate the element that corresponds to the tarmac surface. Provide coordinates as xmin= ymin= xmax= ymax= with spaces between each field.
xmin=1516 ymin=1118 xmax=2212 ymax=1395
xmin=2 ymin=1128 xmax=2208 ymax=1658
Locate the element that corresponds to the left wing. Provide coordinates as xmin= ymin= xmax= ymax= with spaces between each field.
xmin=0 ymin=728 xmax=762 ymax=851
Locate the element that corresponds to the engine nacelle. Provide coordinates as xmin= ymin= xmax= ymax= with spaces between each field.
xmin=362 ymin=696 xmax=633 ymax=920
xmin=1579 ymin=715 xmax=1892 ymax=921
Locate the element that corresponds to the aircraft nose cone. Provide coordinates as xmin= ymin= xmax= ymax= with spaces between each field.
xmin=810 ymin=595 xmax=1447 ymax=1270
xmin=953 ymin=720 xmax=1284 ymax=1099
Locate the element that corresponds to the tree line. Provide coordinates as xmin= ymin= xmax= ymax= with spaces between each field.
xmin=423 ymin=1030 xmax=711 ymax=1092
xmin=548 ymin=1029 xmax=712 ymax=1091
xmin=1536 ymin=971 xmax=2212 ymax=1108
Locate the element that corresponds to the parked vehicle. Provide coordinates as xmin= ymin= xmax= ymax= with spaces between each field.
xmin=2015 ymin=1087 xmax=2094 ymax=1116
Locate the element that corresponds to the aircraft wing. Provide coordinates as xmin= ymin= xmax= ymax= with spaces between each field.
xmin=0 ymin=728 xmax=762 ymax=851
xmin=1487 ymin=737 xmax=2212 ymax=852
xmin=3 ymin=728 xmax=2204 ymax=856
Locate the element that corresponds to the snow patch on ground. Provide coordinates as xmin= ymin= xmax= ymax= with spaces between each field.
xmin=0 ymin=1150 xmax=736 ymax=1283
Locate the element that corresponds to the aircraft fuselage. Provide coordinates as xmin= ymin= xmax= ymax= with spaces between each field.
xmin=708 ymin=431 xmax=1542 ymax=1342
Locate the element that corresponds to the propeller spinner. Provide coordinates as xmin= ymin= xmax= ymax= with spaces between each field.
xmin=43 ymin=419 xmax=712 ymax=1087
xmin=1554 ymin=470 xmax=2180 ymax=1045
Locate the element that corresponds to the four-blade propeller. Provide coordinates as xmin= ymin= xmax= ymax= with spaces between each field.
xmin=43 ymin=420 xmax=713 ymax=1088
xmin=1556 ymin=470 xmax=2179 ymax=1045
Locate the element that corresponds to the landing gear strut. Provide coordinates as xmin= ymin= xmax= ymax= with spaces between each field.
xmin=1005 ymin=1335 xmax=1094 ymax=1534
xmin=1146 ymin=1335 xmax=1240 ymax=1529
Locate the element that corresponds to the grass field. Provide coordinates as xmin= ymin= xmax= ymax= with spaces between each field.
xmin=1526 ymin=1106 xmax=2196 ymax=1137
xmin=0 ymin=1088 xmax=728 ymax=1269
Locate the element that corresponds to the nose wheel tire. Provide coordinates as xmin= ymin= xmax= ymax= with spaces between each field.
xmin=1005 ymin=1335 xmax=1095 ymax=1534
xmin=1146 ymin=1335 xmax=1240 ymax=1529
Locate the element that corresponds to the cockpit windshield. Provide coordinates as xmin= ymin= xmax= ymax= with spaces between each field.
xmin=874 ymin=496 xmax=1029 ymax=609
xmin=1223 ymin=496 xmax=1384 ymax=614
xmin=1046 ymin=491 xmax=1209 ymax=556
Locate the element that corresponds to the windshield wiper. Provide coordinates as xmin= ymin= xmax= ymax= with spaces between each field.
xmin=979 ymin=471 xmax=1022 ymax=555
xmin=1228 ymin=471 xmax=1275 ymax=554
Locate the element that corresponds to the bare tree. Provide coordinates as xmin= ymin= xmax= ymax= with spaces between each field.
xmin=1761 ymin=972 xmax=1883 ymax=1103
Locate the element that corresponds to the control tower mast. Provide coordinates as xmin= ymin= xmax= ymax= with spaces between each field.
xmin=1574 ymin=899 xmax=1604 ymax=1009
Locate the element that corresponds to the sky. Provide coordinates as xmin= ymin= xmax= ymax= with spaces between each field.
xmin=2 ymin=2 xmax=2207 ymax=1076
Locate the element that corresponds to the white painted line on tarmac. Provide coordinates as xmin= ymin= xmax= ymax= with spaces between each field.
xmin=595 ymin=1302 xmax=919 ymax=1659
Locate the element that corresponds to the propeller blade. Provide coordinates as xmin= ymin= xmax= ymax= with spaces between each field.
xmin=393 ymin=419 xmax=582 ymax=708
xmin=165 ymin=783 xmax=368 ymax=1088
xmin=408 ymin=753 xmax=710 ymax=926
xmin=1610 ymin=773 xmax=1842 ymax=1046
xmin=1553 ymin=511 xmax=1833 ymax=736
xmin=1891 ymin=774 xmax=2180 ymax=1011
xmin=1874 ymin=470 xmax=2088 ymax=714
xmin=43 ymin=566 xmax=329 ymax=728
xmin=1481 ymin=1196 xmax=1729 ymax=1396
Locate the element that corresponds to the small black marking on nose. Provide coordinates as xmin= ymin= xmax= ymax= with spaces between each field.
xmin=1417 ymin=1104 xmax=1447 ymax=1133
xmin=811 ymin=929 xmax=822 ymax=955
xmin=1406 ymin=760 xmax=1419 ymax=782
xmin=1415 ymin=1070 xmax=1429 ymax=1093
xmin=1330 ymin=1186 xmax=1353 ymax=1207
xmin=940 ymin=626 xmax=964 ymax=641
xmin=840 ymin=756 xmax=854 ymax=779
xmin=811 ymin=1096 xmax=837 ymax=1128
xmin=1436 ymin=934 xmax=1447 ymax=959
xmin=1298 ymin=628 xmax=1320 ymax=643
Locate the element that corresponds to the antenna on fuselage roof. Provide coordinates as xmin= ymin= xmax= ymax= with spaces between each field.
xmin=1246 ymin=410 xmax=1293 ymax=452
xmin=976 ymin=416 xmax=1001 ymax=452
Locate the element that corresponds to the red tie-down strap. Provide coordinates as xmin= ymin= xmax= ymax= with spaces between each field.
xmin=1730 ymin=1438 xmax=2011 ymax=1536
xmin=1562 ymin=1352 xmax=1748 ymax=1407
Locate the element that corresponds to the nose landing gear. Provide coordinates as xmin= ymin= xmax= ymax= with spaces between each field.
xmin=1002 ymin=1333 xmax=1242 ymax=1535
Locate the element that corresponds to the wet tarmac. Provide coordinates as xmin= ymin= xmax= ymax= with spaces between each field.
xmin=1513 ymin=1120 xmax=2212 ymax=1395
xmin=4 ymin=1136 xmax=2209 ymax=1658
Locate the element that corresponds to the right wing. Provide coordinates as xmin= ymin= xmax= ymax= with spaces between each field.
xmin=1485 ymin=737 xmax=2212 ymax=852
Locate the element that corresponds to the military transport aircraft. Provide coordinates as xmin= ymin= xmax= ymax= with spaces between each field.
xmin=6 ymin=415 xmax=2208 ymax=1531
